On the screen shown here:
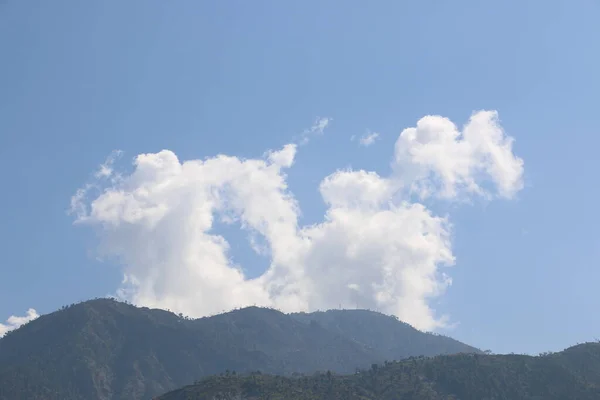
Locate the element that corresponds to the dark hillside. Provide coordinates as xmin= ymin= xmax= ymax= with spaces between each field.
xmin=157 ymin=343 xmax=600 ymax=400
xmin=0 ymin=299 xmax=479 ymax=400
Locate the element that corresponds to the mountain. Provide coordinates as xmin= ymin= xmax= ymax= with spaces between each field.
xmin=157 ymin=342 xmax=600 ymax=400
xmin=0 ymin=298 xmax=478 ymax=400
xmin=291 ymin=309 xmax=474 ymax=362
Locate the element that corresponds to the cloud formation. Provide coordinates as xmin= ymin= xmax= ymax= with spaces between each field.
xmin=393 ymin=111 xmax=523 ymax=200
xmin=297 ymin=117 xmax=331 ymax=145
xmin=353 ymin=131 xmax=380 ymax=147
xmin=70 ymin=111 xmax=524 ymax=331
xmin=0 ymin=309 xmax=39 ymax=337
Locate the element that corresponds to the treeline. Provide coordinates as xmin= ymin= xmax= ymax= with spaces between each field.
xmin=158 ymin=342 xmax=600 ymax=400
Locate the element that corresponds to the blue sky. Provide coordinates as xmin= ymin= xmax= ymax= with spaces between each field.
xmin=1 ymin=1 xmax=599 ymax=355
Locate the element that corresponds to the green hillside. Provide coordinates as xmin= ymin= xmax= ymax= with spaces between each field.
xmin=0 ymin=298 xmax=478 ymax=400
xmin=157 ymin=342 xmax=600 ymax=400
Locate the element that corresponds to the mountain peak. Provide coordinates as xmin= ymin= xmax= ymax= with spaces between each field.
xmin=0 ymin=298 xmax=478 ymax=400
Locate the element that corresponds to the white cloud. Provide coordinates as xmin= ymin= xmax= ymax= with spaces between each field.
xmin=312 ymin=117 xmax=331 ymax=135
xmin=353 ymin=131 xmax=380 ymax=147
xmin=298 ymin=117 xmax=331 ymax=145
xmin=267 ymin=144 xmax=297 ymax=168
xmin=69 ymin=150 xmax=125 ymax=221
xmin=393 ymin=110 xmax=524 ymax=200
xmin=71 ymin=111 xmax=523 ymax=331
xmin=0 ymin=309 xmax=39 ymax=337
xmin=319 ymin=169 xmax=392 ymax=210
xmin=94 ymin=149 xmax=123 ymax=179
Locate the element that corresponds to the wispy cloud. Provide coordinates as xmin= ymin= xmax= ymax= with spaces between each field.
xmin=94 ymin=150 xmax=123 ymax=179
xmin=352 ymin=131 xmax=380 ymax=147
xmin=68 ymin=150 xmax=124 ymax=221
xmin=297 ymin=117 xmax=331 ymax=145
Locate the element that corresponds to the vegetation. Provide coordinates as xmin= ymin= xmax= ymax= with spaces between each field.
xmin=157 ymin=343 xmax=600 ymax=400
xmin=0 ymin=298 xmax=477 ymax=400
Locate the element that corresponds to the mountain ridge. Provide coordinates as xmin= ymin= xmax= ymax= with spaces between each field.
xmin=0 ymin=298 xmax=479 ymax=400
xmin=156 ymin=342 xmax=600 ymax=400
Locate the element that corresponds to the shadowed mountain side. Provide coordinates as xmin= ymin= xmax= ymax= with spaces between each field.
xmin=157 ymin=343 xmax=600 ymax=400
xmin=0 ymin=298 xmax=479 ymax=400
xmin=291 ymin=309 xmax=479 ymax=361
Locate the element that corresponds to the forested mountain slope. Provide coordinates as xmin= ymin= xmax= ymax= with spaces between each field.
xmin=0 ymin=298 xmax=478 ymax=400
xmin=158 ymin=343 xmax=600 ymax=400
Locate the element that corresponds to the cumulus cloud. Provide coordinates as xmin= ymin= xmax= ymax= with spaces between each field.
xmin=0 ymin=309 xmax=39 ymax=337
xmin=267 ymin=144 xmax=297 ymax=168
xmin=70 ymin=111 xmax=524 ymax=331
xmin=70 ymin=150 xmax=124 ymax=220
xmin=319 ymin=170 xmax=392 ymax=210
xmin=393 ymin=110 xmax=524 ymax=200
xmin=352 ymin=131 xmax=380 ymax=147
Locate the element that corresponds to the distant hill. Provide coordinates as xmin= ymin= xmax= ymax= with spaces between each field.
xmin=0 ymin=298 xmax=478 ymax=400
xmin=157 ymin=343 xmax=600 ymax=400
xmin=291 ymin=309 xmax=474 ymax=362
